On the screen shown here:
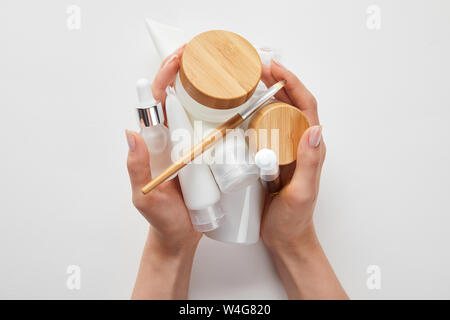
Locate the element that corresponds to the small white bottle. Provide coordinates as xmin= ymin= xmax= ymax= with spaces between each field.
xmin=255 ymin=149 xmax=281 ymax=194
xmin=165 ymin=87 xmax=224 ymax=232
xmin=199 ymin=122 xmax=260 ymax=193
xmin=135 ymin=79 xmax=173 ymax=178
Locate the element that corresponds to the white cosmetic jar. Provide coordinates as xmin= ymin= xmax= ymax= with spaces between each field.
xmin=175 ymin=73 xmax=255 ymax=123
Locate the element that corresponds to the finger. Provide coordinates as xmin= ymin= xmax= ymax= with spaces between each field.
xmin=270 ymin=60 xmax=319 ymax=125
xmin=261 ymin=65 xmax=293 ymax=105
xmin=126 ymin=130 xmax=152 ymax=192
xmin=158 ymin=44 xmax=187 ymax=71
xmin=289 ymin=126 xmax=325 ymax=199
xmin=261 ymin=64 xmax=274 ymax=84
xmin=156 ymin=44 xmax=186 ymax=100
xmin=152 ymin=54 xmax=180 ymax=104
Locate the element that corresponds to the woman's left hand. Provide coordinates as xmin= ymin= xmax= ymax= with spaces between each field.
xmin=127 ymin=45 xmax=201 ymax=299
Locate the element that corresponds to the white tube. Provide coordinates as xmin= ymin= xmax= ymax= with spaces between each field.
xmin=145 ymin=19 xmax=188 ymax=60
xmin=205 ymin=180 xmax=265 ymax=245
xmin=165 ymin=88 xmax=224 ymax=232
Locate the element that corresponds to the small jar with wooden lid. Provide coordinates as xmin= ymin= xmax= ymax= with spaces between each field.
xmin=248 ymin=102 xmax=310 ymax=166
xmin=175 ymin=30 xmax=263 ymax=123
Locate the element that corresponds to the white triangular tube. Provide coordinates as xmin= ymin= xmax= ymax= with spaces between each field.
xmin=145 ymin=19 xmax=188 ymax=60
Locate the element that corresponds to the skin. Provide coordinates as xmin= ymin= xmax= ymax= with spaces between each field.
xmin=126 ymin=46 xmax=348 ymax=300
xmin=260 ymin=60 xmax=348 ymax=299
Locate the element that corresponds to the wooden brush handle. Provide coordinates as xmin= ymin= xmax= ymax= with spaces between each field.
xmin=141 ymin=114 xmax=244 ymax=194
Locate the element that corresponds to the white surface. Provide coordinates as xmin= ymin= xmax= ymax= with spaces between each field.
xmin=0 ymin=0 xmax=450 ymax=299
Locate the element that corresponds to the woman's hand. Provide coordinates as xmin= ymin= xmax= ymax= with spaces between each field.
xmin=260 ymin=60 xmax=348 ymax=299
xmin=126 ymin=45 xmax=201 ymax=299
xmin=260 ymin=59 xmax=323 ymax=252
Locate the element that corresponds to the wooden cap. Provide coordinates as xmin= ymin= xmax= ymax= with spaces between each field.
xmin=249 ymin=102 xmax=310 ymax=166
xmin=180 ymin=30 xmax=262 ymax=110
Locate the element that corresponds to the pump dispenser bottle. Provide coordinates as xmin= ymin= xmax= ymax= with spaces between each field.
xmin=135 ymin=78 xmax=173 ymax=178
xmin=255 ymin=148 xmax=281 ymax=194
xmin=165 ymin=87 xmax=224 ymax=232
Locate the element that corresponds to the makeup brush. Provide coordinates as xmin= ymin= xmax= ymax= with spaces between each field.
xmin=141 ymin=80 xmax=286 ymax=194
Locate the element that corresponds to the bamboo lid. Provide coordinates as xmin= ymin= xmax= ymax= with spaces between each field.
xmin=249 ymin=102 xmax=310 ymax=166
xmin=179 ymin=30 xmax=262 ymax=110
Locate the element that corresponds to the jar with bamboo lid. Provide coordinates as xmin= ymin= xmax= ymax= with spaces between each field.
xmin=175 ymin=30 xmax=263 ymax=123
xmin=248 ymin=102 xmax=310 ymax=166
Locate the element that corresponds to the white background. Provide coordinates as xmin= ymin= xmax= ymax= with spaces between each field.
xmin=1 ymin=0 xmax=449 ymax=299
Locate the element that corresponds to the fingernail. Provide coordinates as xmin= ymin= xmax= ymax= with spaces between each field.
xmin=309 ymin=126 xmax=322 ymax=148
xmin=271 ymin=58 xmax=284 ymax=68
xmin=162 ymin=54 xmax=178 ymax=69
xmin=125 ymin=130 xmax=136 ymax=152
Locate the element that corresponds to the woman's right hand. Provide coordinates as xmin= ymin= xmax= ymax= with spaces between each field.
xmin=259 ymin=60 xmax=348 ymax=299
xmin=260 ymin=59 xmax=324 ymax=252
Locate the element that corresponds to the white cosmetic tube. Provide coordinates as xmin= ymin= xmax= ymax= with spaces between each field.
xmin=165 ymin=88 xmax=224 ymax=232
xmin=145 ymin=19 xmax=188 ymax=60
xmin=205 ymin=180 xmax=265 ymax=245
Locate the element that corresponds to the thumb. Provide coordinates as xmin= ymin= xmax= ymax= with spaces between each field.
xmin=125 ymin=130 xmax=152 ymax=193
xmin=289 ymin=126 xmax=325 ymax=198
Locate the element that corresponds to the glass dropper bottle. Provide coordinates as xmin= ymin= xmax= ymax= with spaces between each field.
xmin=135 ymin=78 xmax=173 ymax=178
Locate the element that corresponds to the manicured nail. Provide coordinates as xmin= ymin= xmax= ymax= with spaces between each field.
xmin=162 ymin=54 xmax=178 ymax=69
xmin=309 ymin=126 xmax=322 ymax=148
xmin=271 ymin=58 xmax=284 ymax=68
xmin=125 ymin=130 xmax=136 ymax=152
